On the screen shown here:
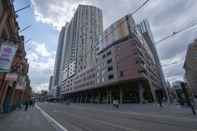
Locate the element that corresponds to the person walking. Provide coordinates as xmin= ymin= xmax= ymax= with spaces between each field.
xmin=24 ymin=101 xmax=29 ymax=111
xmin=113 ymin=99 xmax=119 ymax=108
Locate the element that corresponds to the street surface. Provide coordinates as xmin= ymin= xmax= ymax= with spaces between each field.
xmin=0 ymin=102 xmax=197 ymax=131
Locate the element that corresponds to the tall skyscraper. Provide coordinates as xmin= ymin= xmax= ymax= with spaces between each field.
xmin=63 ymin=5 xmax=103 ymax=81
xmin=137 ymin=20 xmax=167 ymax=90
xmin=52 ymin=26 xmax=67 ymax=96
xmin=59 ymin=23 xmax=69 ymax=83
xmin=52 ymin=5 xmax=103 ymax=97
xmin=53 ymin=27 xmax=65 ymax=87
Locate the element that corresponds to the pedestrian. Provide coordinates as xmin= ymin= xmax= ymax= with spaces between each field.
xmin=156 ymin=89 xmax=163 ymax=107
xmin=32 ymin=99 xmax=35 ymax=107
xmin=29 ymin=100 xmax=33 ymax=108
xmin=113 ymin=99 xmax=119 ymax=108
xmin=24 ymin=101 xmax=29 ymax=111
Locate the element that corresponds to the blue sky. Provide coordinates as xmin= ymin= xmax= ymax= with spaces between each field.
xmin=14 ymin=0 xmax=58 ymax=92
xmin=14 ymin=0 xmax=58 ymax=50
xmin=13 ymin=0 xmax=197 ymax=92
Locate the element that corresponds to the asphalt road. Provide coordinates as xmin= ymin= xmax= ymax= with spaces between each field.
xmin=0 ymin=102 xmax=197 ymax=131
xmin=37 ymin=102 xmax=197 ymax=131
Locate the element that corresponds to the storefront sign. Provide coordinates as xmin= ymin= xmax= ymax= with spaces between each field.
xmin=5 ymin=73 xmax=18 ymax=81
xmin=15 ymin=75 xmax=26 ymax=90
xmin=0 ymin=42 xmax=17 ymax=72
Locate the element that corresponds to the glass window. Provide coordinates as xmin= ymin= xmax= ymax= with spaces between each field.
xmin=102 ymin=54 xmax=106 ymax=59
xmin=102 ymin=77 xmax=104 ymax=82
xmin=120 ymin=71 xmax=124 ymax=77
xmin=107 ymin=51 xmax=111 ymax=56
xmin=107 ymin=58 xmax=112 ymax=64
xmin=108 ymin=66 xmax=113 ymax=72
xmin=108 ymin=74 xmax=114 ymax=80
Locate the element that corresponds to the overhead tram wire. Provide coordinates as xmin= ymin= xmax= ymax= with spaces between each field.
xmin=15 ymin=4 xmax=31 ymax=13
xmin=156 ymin=22 xmax=197 ymax=44
xmin=25 ymin=38 xmax=31 ymax=44
xmin=131 ymin=0 xmax=150 ymax=15
xmin=20 ymin=25 xmax=32 ymax=33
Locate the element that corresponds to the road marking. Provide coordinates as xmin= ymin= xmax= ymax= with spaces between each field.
xmin=36 ymin=104 xmax=68 ymax=131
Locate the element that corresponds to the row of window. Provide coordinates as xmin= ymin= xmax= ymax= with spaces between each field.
xmin=74 ymin=80 xmax=95 ymax=90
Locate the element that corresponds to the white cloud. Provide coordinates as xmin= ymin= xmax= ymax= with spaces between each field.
xmin=27 ymin=41 xmax=55 ymax=72
xmin=32 ymin=83 xmax=49 ymax=93
xmin=30 ymin=0 xmax=197 ymax=84
xmin=161 ymin=51 xmax=186 ymax=83
xmin=26 ymin=41 xmax=55 ymax=92
xmin=34 ymin=43 xmax=51 ymax=57
xmin=31 ymin=0 xmax=92 ymax=30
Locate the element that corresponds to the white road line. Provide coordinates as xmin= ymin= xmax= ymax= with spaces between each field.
xmin=36 ymin=104 xmax=68 ymax=131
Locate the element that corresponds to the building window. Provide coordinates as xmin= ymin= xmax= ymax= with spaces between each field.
xmin=120 ymin=71 xmax=124 ymax=77
xmin=107 ymin=51 xmax=111 ymax=56
xmin=102 ymin=77 xmax=105 ymax=82
xmin=102 ymin=54 xmax=106 ymax=59
xmin=138 ymin=69 xmax=147 ymax=74
xmin=107 ymin=58 xmax=112 ymax=64
xmin=108 ymin=74 xmax=114 ymax=80
xmin=108 ymin=66 xmax=113 ymax=72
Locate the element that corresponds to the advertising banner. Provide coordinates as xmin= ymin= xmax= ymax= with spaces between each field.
xmin=15 ymin=75 xmax=26 ymax=90
xmin=5 ymin=73 xmax=18 ymax=81
xmin=0 ymin=42 xmax=17 ymax=72
xmin=98 ymin=16 xmax=130 ymax=52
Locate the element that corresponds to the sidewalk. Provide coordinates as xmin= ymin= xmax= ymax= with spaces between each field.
xmin=0 ymin=107 xmax=55 ymax=131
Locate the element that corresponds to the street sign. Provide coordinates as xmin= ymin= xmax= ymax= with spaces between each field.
xmin=0 ymin=42 xmax=17 ymax=72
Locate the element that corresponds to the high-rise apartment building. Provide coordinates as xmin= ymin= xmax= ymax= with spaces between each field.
xmin=52 ymin=5 xmax=103 ymax=97
xmin=63 ymin=5 xmax=103 ymax=81
xmin=184 ymin=39 xmax=197 ymax=97
xmin=53 ymin=27 xmax=65 ymax=86
xmin=59 ymin=23 xmax=69 ymax=84
xmin=52 ymin=26 xmax=67 ymax=97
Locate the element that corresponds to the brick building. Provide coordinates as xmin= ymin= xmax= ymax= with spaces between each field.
xmin=0 ymin=0 xmax=31 ymax=113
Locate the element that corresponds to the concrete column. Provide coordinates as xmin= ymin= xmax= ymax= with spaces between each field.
xmin=104 ymin=88 xmax=107 ymax=104
xmin=138 ymin=82 xmax=144 ymax=104
xmin=109 ymin=88 xmax=112 ymax=104
xmin=85 ymin=95 xmax=88 ymax=103
xmin=98 ymin=90 xmax=101 ymax=104
xmin=80 ymin=95 xmax=83 ymax=103
xmin=119 ymin=87 xmax=123 ymax=104
xmin=10 ymin=88 xmax=16 ymax=107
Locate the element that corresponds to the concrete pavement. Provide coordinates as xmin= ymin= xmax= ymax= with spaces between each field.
xmin=0 ymin=102 xmax=197 ymax=131
xmin=0 ymin=106 xmax=55 ymax=131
